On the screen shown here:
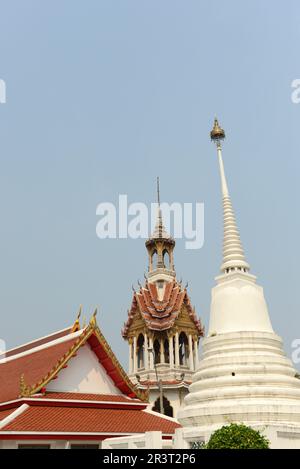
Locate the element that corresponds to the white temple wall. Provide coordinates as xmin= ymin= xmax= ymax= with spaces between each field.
xmin=47 ymin=344 xmax=122 ymax=395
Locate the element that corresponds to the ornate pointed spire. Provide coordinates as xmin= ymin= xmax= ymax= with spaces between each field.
xmin=211 ymin=118 xmax=250 ymax=274
xmin=149 ymin=177 xmax=172 ymax=240
xmin=145 ymin=178 xmax=175 ymax=280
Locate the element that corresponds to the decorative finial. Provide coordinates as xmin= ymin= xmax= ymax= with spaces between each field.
xmin=157 ymin=176 xmax=160 ymax=207
xmin=71 ymin=305 xmax=82 ymax=332
xmin=89 ymin=308 xmax=98 ymax=327
xmin=210 ymin=117 xmax=225 ymax=146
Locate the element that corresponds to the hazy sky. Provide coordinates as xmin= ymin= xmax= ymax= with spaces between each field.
xmin=0 ymin=1 xmax=299 ymax=370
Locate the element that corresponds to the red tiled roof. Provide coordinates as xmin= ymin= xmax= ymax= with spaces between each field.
xmin=0 ymin=408 xmax=15 ymax=420
xmin=122 ymin=279 xmax=204 ymax=335
xmin=0 ymin=337 xmax=78 ymax=403
xmin=1 ymin=328 xmax=72 ymax=359
xmin=0 ymin=322 xmax=147 ymax=404
xmin=37 ymin=392 xmax=137 ymax=403
xmin=1 ymin=405 xmax=180 ymax=435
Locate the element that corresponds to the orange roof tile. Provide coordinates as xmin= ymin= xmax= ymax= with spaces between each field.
xmin=0 ymin=408 xmax=15 ymax=420
xmin=1 ymin=405 xmax=180 ymax=435
xmin=0 ymin=337 xmax=78 ymax=403
xmin=1 ymin=328 xmax=72 ymax=359
xmin=122 ymin=279 xmax=204 ymax=335
xmin=38 ymin=392 xmax=136 ymax=403
xmin=0 ymin=322 xmax=147 ymax=404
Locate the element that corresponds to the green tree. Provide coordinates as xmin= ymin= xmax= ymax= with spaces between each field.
xmin=206 ymin=423 xmax=269 ymax=449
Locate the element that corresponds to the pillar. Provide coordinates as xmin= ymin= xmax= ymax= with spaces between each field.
xmin=128 ymin=339 xmax=133 ymax=374
xmin=149 ymin=336 xmax=154 ymax=369
xmin=169 ymin=335 xmax=174 ymax=368
xmin=193 ymin=337 xmax=199 ymax=370
xmin=144 ymin=333 xmax=149 ymax=370
xmin=175 ymin=331 xmax=180 ymax=367
xmin=133 ymin=336 xmax=137 ymax=374
xmin=188 ymin=334 xmax=194 ymax=371
xmin=160 ymin=339 xmax=164 ymax=364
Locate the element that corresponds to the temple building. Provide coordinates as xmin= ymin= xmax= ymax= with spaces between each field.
xmin=176 ymin=119 xmax=300 ymax=449
xmin=0 ymin=310 xmax=180 ymax=449
xmin=122 ymin=183 xmax=204 ymax=418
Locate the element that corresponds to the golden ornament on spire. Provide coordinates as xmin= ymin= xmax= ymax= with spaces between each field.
xmin=71 ymin=305 xmax=82 ymax=332
xmin=210 ymin=118 xmax=225 ymax=143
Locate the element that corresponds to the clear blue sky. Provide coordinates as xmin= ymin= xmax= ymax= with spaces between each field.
xmin=0 ymin=1 xmax=299 ymax=369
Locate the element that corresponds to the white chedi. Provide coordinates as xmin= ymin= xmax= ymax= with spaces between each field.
xmin=177 ymin=121 xmax=300 ymax=447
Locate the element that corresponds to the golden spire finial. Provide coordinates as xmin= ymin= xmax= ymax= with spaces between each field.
xmin=210 ymin=117 xmax=225 ymax=144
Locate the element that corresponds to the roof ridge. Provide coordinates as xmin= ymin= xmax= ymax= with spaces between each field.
xmin=0 ymin=327 xmax=73 ymax=359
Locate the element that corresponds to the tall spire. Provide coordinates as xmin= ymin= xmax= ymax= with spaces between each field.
xmin=145 ymin=178 xmax=175 ymax=280
xmin=210 ymin=118 xmax=250 ymax=274
xmin=150 ymin=177 xmax=171 ymax=240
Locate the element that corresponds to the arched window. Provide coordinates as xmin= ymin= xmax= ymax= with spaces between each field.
xmin=151 ymin=250 xmax=158 ymax=270
xmin=164 ymin=339 xmax=170 ymax=364
xmin=154 ymin=339 xmax=160 ymax=364
xmin=137 ymin=334 xmax=144 ymax=369
xmin=162 ymin=249 xmax=170 ymax=269
xmin=152 ymin=396 xmax=174 ymax=417
xmin=179 ymin=332 xmax=189 ymax=366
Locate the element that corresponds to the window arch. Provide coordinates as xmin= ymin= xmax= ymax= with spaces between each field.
xmin=179 ymin=332 xmax=189 ymax=366
xmin=151 ymin=250 xmax=158 ymax=270
xmin=152 ymin=396 xmax=174 ymax=417
xmin=162 ymin=249 xmax=170 ymax=269
xmin=137 ymin=334 xmax=144 ymax=369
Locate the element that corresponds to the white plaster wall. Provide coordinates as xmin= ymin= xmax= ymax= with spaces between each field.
xmin=47 ymin=344 xmax=122 ymax=395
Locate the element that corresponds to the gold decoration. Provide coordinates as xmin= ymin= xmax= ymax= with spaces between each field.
xmin=210 ymin=117 xmax=225 ymax=142
xmin=71 ymin=305 xmax=82 ymax=332
xmin=17 ymin=311 xmax=148 ymax=403
xmin=89 ymin=308 xmax=98 ymax=327
xmin=19 ymin=374 xmax=30 ymax=397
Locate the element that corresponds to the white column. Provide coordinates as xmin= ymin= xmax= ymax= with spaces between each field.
xmin=175 ymin=331 xmax=180 ymax=367
xmin=144 ymin=333 xmax=149 ymax=370
xmin=193 ymin=338 xmax=199 ymax=370
xmin=128 ymin=339 xmax=133 ymax=374
xmin=149 ymin=336 xmax=154 ymax=369
xmin=133 ymin=336 xmax=137 ymax=373
xmin=188 ymin=334 xmax=194 ymax=371
xmin=169 ymin=335 xmax=174 ymax=368
xmin=160 ymin=339 xmax=164 ymax=364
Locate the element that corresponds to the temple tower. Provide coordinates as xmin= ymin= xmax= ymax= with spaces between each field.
xmin=122 ymin=179 xmax=204 ymax=418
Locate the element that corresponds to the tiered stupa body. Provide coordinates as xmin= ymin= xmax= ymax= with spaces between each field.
xmin=176 ymin=120 xmax=300 ymax=448
xmin=122 ymin=181 xmax=204 ymax=418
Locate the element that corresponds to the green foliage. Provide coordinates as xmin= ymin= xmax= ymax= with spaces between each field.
xmin=206 ymin=423 xmax=269 ymax=449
